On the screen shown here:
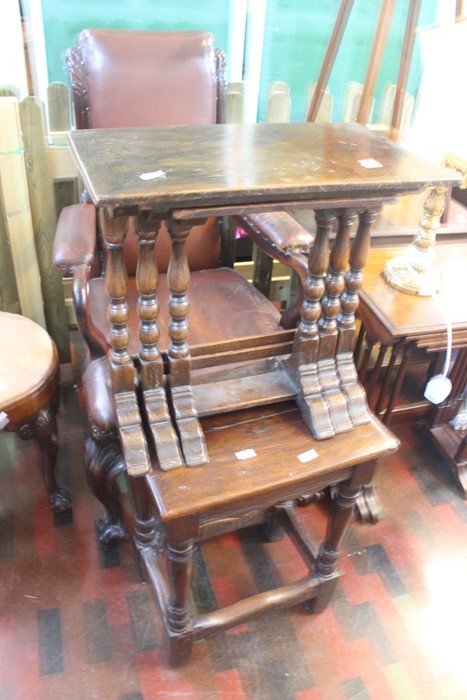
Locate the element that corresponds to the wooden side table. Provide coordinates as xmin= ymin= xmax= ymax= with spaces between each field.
xmin=0 ymin=312 xmax=71 ymax=512
xmin=355 ymin=241 xmax=467 ymax=499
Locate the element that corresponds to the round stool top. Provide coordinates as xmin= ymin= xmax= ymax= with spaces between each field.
xmin=0 ymin=312 xmax=58 ymax=416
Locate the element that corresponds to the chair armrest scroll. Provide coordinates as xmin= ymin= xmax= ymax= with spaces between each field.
xmin=237 ymin=211 xmax=314 ymax=328
xmin=237 ymin=211 xmax=312 ymax=276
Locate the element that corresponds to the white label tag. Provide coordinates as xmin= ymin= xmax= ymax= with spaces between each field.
xmin=139 ymin=170 xmax=166 ymax=181
xmin=297 ymin=448 xmax=318 ymax=463
xmin=0 ymin=411 xmax=9 ymax=429
xmin=235 ymin=448 xmax=257 ymax=460
xmin=359 ymin=158 xmax=383 ymax=169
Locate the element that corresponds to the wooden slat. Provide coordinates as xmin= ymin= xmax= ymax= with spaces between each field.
xmin=190 ymin=329 xmax=295 ymax=358
xmin=192 ymin=366 xmax=296 ymax=417
xmin=47 ymin=144 xmax=78 ymax=180
xmin=378 ymin=84 xmax=414 ymax=133
xmin=305 ymin=83 xmax=333 ymax=124
xmin=266 ymin=82 xmax=291 ymax=123
xmin=0 ymin=97 xmax=45 ymax=327
xmin=343 ymin=82 xmax=369 ymax=123
xmin=47 ymin=82 xmax=72 ymax=132
xmin=191 ymin=341 xmax=293 ymax=370
xmin=171 ymin=195 xmax=397 ymax=221
xmin=0 ymin=187 xmax=20 ymax=313
xmin=19 ymin=96 xmax=70 ymax=361
xmin=190 ymin=330 xmax=294 ymax=370
xmin=224 ymin=82 xmax=244 ymax=124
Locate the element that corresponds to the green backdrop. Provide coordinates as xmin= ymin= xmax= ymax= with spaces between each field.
xmin=41 ymin=0 xmax=440 ymax=124
xmin=260 ymin=0 xmax=440 ymax=122
xmin=41 ymin=0 xmax=230 ymax=81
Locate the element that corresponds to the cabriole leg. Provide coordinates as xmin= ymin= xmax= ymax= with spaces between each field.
xmin=19 ymin=407 xmax=71 ymax=513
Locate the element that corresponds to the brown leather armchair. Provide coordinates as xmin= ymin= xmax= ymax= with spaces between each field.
xmin=53 ymin=28 xmax=307 ymax=540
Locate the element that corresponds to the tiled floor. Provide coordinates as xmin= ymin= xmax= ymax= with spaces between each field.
xmin=1 ymin=338 xmax=467 ymax=699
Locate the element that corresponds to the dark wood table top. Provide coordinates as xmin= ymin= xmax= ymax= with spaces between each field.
xmin=68 ymin=123 xmax=460 ymax=215
xmin=359 ymin=241 xmax=467 ymax=344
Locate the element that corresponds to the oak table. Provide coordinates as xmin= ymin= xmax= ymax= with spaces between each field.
xmin=67 ymin=122 xmax=459 ymax=663
xmin=67 ymin=122 xmax=459 ymax=472
xmin=0 ymin=312 xmax=70 ymax=512
xmin=68 ymin=122 xmax=460 ymax=504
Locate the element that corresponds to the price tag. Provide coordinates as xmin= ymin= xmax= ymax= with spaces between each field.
xmin=235 ymin=449 xmax=257 ymax=460
xmin=359 ymin=158 xmax=383 ymax=169
xmin=297 ymin=448 xmax=318 ymax=463
xmin=139 ymin=170 xmax=166 ymax=180
xmin=0 ymin=411 xmax=9 ymax=429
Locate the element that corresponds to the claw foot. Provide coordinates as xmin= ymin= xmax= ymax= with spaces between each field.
xmin=96 ymin=515 xmax=127 ymax=544
xmin=49 ymin=488 xmax=72 ymax=513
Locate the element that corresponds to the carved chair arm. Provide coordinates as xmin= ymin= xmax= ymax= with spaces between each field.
xmin=53 ymin=203 xmax=107 ymax=360
xmin=236 ymin=211 xmax=313 ymax=328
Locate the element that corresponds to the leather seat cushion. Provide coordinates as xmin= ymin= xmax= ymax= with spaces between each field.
xmin=89 ymin=267 xmax=281 ymax=357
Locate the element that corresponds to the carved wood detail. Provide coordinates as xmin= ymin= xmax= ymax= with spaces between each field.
xmin=17 ymin=407 xmax=71 ymax=513
xmin=85 ymin=432 xmax=127 ymax=543
xmin=64 ymin=45 xmax=89 ymax=130
xmin=215 ymin=48 xmax=228 ymax=124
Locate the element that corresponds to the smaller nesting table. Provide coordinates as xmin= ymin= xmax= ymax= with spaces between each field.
xmin=0 ymin=312 xmax=70 ymax=512
xmin=355 ymin=242 xmax=467 ymax=499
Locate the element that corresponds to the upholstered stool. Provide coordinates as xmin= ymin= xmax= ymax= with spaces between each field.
xmin=0 ymin=312 xmax=70 ymax=512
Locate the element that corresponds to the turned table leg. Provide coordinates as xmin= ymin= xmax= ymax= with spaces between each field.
xmin=312 ymin=459 xmax=377 ymax=611
xmin=129 ymin=475 xmax=160 ymax=581
xmin=164 ymin=540 xmax=195 ymax=667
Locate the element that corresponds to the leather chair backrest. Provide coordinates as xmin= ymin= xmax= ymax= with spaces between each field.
xmin=68 ymin=28 xmax=221 ymax=273
xmin=75 ymin=28 xmax=218 ymax=128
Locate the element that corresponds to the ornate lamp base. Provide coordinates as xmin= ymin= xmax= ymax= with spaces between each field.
xmin=384 ymin=154 xmax=467 ymax=297
xmin=384 ymin=243 xmax=441 ymax=296
xmin=384 ymin=185 xmax=446 ymax=296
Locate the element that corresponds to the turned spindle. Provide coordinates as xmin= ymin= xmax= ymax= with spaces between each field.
xmin=100 ymin=208 xmax=151 ymax=477
xmin=286 ymin=209 xmax=335 ymax=439
xmin=166 ymin=218 xmax=208 ymax=466
xmin=336 ymin=206 xmax=381 ymax=426
xmin=135 ymin=213 xmax=183 ymax=470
